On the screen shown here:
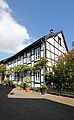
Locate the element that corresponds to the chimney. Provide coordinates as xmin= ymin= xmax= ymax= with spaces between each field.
xmin=50 ymin=29 xmax=54 ymax=33
xmin=72 ymin=42 xmax=74 ymax=50
xmin=49 ymin=29 xmax=55 ymax=36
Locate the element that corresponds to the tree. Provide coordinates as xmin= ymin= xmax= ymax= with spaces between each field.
xmin=51 ymin=51 xmax=74 ymax=91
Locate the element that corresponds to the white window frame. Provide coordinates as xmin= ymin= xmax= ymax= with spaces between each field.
xmin=35 ymin=47 xmax=40 ymax=61
xmin=35 ymin=70 xmax=40 ymax=82
xmin=27 ymin=52 xmax=31 ymax=63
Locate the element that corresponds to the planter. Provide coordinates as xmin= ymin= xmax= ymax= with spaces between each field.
xmin=40 ymin=84 xmax=47 ymax=95
xmin=20 ymin=88 xmax=24 ymax=90
xmin=25 ymin=87 xmax=30 ymax=92
xmin=41 ymin=88 xmax=47 ymax=95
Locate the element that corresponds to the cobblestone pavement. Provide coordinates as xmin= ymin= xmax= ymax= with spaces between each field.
xmin=0 ymin=85 xmax=74 ymax=120
xmin=8 ymin=87 xmax=74 ymax=107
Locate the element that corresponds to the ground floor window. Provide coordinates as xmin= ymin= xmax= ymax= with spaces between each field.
xmin=35 ymin=70 xmax=40 ymax=83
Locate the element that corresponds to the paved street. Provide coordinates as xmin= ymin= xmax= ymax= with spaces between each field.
xmin=0 ymin=84 xmax=74 ymax=120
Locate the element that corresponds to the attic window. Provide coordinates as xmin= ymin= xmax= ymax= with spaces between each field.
xmin=58 ymin=37 xmax=61 ymax=46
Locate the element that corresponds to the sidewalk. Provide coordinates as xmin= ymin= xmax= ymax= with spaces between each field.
xmin=8 ymin=87 xmax=74 ymax=107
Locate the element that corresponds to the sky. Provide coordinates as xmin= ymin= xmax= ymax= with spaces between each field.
xmin=0 ymin=0 xmax=74 ymax=60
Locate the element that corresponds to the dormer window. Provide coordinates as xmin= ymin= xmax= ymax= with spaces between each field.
xmin=58 ymin=37 xmax=61 ymax=46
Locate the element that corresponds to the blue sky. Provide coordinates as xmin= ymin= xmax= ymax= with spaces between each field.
xmin=0 ymin=0 xmax=74 ymax=60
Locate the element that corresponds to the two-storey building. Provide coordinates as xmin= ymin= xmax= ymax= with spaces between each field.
xmin=0 ymin=30 xmax=68 ymax=87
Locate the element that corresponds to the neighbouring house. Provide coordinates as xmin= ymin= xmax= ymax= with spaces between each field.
xmin=0 ymin=29 xmax=68 ymax=87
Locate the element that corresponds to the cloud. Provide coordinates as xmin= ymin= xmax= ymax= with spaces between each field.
xmin=0 ymin=0 xmax=30 ymax=54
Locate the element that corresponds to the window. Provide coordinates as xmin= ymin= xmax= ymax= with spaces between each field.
xmin=32 ymin=49 xmax=34 ymax=54
xmin=27 ymin=52 xmax=31 ymax=63
xmin=35 ymin=70 xmax=40 ymax=82
xmin=24 ymin=53 xmax=26 ymax=58
xmin=36 ymin=49 xmax=37 ymax=59
xmin=38 ymin=48 xmax=40 ymax=59
xmin=20 ymin=56 xmax=24 ymax=65
xmin=15 ymin=59 xmax=17 ymax=66
xmin=11 ymin=61 xmax=14 ymax=68
xmin=58 ymin=37 xmax=61 ymax=46
xmin=24 ymin=58 xmax=26 ymax=63
xmin=18 ymin=56 xmax=20 ymax=61
xmin=13 ymin=59 xmax=16 ymax=66
xmin=35 ymin=47 xmax=40 ymax=60
xmin=17 ymin=57 xmax=20 ymax=65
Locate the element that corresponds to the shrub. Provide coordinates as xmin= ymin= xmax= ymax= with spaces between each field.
xmin=40 ymin=84 xmax=47 ymax=89
xmin=33 ymin=87 xmax=41 ymax=92
xmin=20 ymin=82 xmax=24 ymax=88
xmin=23 ymin=76 xmax=31 ymax=88
xmin=23 ymin=76 xmax=31 ymax=83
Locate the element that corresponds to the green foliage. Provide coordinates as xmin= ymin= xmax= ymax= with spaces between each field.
xmin=4 ymin=78 xmax=9 ymax=85
xmin=0 ymin=64 xmax=6 ymax=73
xmin=33 ymin=87 xmax=41 ymax=92
xmin=33 ymin=58 xmax=48 ymax=70
xmin=5 ymin=68 xmax=13 ymax=75
xmin=40 ymin=84 xmax=47 ymax=89
xmin=45 ymin=72 xmax=53 ymax=82
xmin=14 ymin=64 xmax=32 ymax=72
xmin=49 ymin=52 xmax=74 ymax=91
xmin=23 ymin=76 xmax=31 ymax=87
xmin=20 ymin=82 xmax=24 ymax=88
xmin=23 ymin=76 xmax=31 ymax=83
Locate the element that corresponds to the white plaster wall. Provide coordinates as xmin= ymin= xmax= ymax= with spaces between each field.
xmin=57 ymin=33 xmax=67 ymax=53
xmin=50 ymin=45 xmax=54 ymax=53
xmin=41 ymin=44 xmax=44 ymax=50
xmin=24 ymin=58 xmax=26 ymax=63
xmin=31 ymin=82 xmax=34 ymax=88
xmin=55 ymin=48 xmax=58 ymax=55
xmin=47 ymin=60 xmax=52 ymax=67
xmin=46 ymin=42 xmax=49 ymax=50
xmin=41 ymin=51 xmax=44 ymax=58
xmin=41 ymin=68 xmax=43 ymax=74
xmin=46 ymin=50 xmax=51 ymax=58
xmin=41 ymin=76 xmax=44 ymax=82
xmin=31 ymin=76 xmax=34 ymax=81
xmin=31 ymin=55 xmax=34 ymax=61
xmin=31 ymin=61 xmax=34 ymax=67
xmin=47 ymin=38 xmax=54 ymax=46
xmin=55 ymin=41 xmax=58 ymax=49
xmin=34 ymin=84 xmax=40 ymax=87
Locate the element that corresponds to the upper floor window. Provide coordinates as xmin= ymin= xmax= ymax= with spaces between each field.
xmin=58 ymin=37 xmax=61 ymax=46
xmin=8 ymin=61 xmax=12 ymax=65
xmin=32 ymin=49 xmax=34 ymax=54
xmin=24 ymin=53 xmax=26 ymax=58
xmin=20 ymin=56 xmax=24 ymax=65
xmin=18 ymin=56 xmax=21 ymax=61
xmin=27 ymin=52 xmax=31 ymax=63
xmin=15 ymin=59 xmax=18 ymax=66
xmin=35 ymin=47 xmax=40 ymax=61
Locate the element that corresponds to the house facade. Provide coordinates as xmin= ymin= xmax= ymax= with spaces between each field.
xmin=0 ymin=30 xmax=68 ymax=87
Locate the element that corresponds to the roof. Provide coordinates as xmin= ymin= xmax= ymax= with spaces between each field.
xmin=0 ymin=30 xmax=68 ymax=64
xmin=45 ymin=30 xmax=68 ymax=52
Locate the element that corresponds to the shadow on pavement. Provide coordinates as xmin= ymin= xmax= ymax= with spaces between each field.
xmin=0 ymin=84 xmax=74 ymax=120
xmin=0 ymin=84 xmax=13 ymax=96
